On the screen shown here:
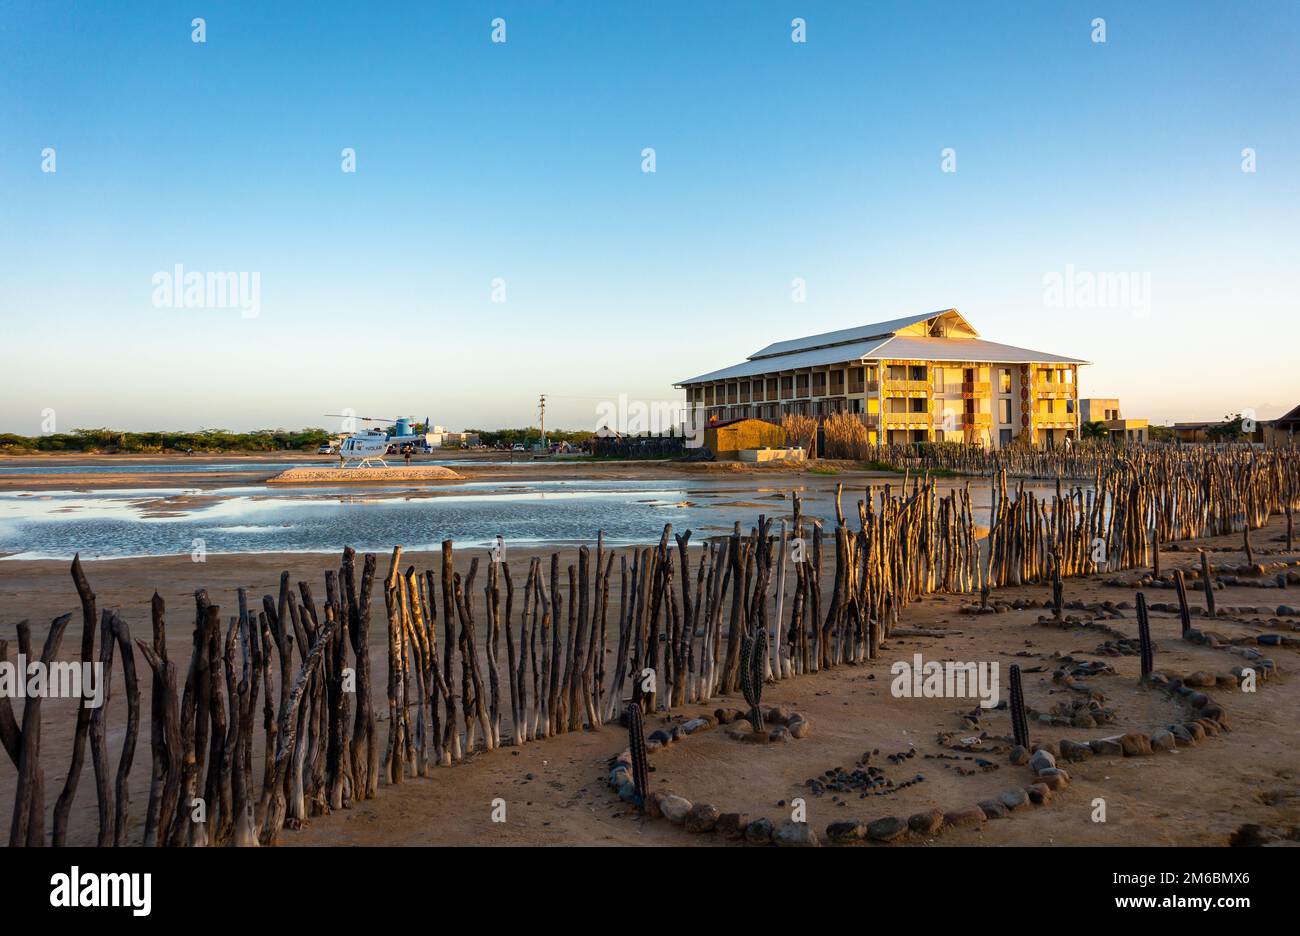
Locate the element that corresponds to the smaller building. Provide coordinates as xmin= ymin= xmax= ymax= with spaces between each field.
xmin=1080 ymin=397 xmax=1147 ymax=443
xmin=703 ymin=418 xmax=787 ymax=460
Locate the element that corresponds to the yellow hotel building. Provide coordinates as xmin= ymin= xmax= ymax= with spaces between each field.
xmin=676 ymin=309 xmax=1088 ymax=448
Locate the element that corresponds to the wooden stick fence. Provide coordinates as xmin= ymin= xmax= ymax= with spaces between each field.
xmin=3 ymin=445 xmax=1298 ymax=845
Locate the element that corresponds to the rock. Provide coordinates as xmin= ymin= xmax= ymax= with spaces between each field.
xmin=681 ymin=717 xmax=710 ymax=735
xmin=773 ymin=820 xmax=820 ymax=847
xmin=1089 ymin=738 xmax=1124 ymax=757
xmin=1184 ymin=721 xmax=1206 ymax=741
xmin=1184 ymin=671 xmax=1216 ymax=688
xmin=609 ymin=766 xmax=630 ymax=787
xmin=766 ymin=705 xmax=792 ymax=725
xmin=942 ymin=805 xmax=986 ymax=829
xmin=726 ymin=721 xmax=754 ymax=740
xmin=645 ymin=739 xmax=662 ymax=754
xmin=617 ymin=780 xmax=637 ymax=802
xmin=999 ymin=788 xmax=1029 ymax=811
xmin=740 ymin=728 xmax=770 ymax=744
xmin=769 ymin=726 xmax=791 ymax=743
xmin=1121 ymin=732 xmax=1153 ymax=757
xmin=788 ymin=716 xmax=811 ymax=739
xmin=660 ymin=795 xmax=693 ymax=824
xmin=972 ymin=793 xmax=1008 ymax=817
xmin=1037 ymin=768 xmax=1070 ymax=790
xmin=744 ymin=817 xmax=774 ymax=844
xmin=1198 ymin=719 xmax=1221 ymax=737
xmin=1169 ymin=724 xmax=1195 ymax=746
xmin=1060 ymin=739 xmax=1094 ymax=762
xmin=825 ymin=821 xmax=867 ymax=844
xmin=1071 ymin=712 xmax=1097 ymax=729
xmin=685 ymin=803 xmax=720 ymax=833
xmin=715 ymin=812 xmax=750 ymax=839
xmin=714 ymin=708 xmax=741 ymax=725
xmin=907 ymin=808 xmax=945 ymax=834
xmin=1025 ymin=783 xmax=1053 ymax=805
xmin=646 ymin=791 xmax=668 ymax=818
xmin=1028 ymin=749 xmax=1056 ymax=772
xmin=649 ymin=729 xmax=672 ymax=746
xmin=866 ymin=816 xmax=908 ymax=842
xmin=1008 ymin=745 xmax=1030 ymax=766
xmin=1150 ymin=729 xmax=1176 ymax=752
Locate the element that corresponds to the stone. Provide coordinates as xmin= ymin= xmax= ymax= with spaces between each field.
xmin=1184 ymin=671 xmax=1216 ymax=688
xmin=942 ymin=805 xmax=986 ymax=828
xmin=726 ymin=721 xmax=754 ymax=740
xmin=773 ymin=820 xmax=820 ymax=847
xmin=646 ymin=791 xmax=669 ymax=818
xmin=645 ymin=739 xmax=662 ymax=754
xmin=1169 ymin=724 xmax=1195 ymax=746
xmin=907 ymin=808 xmax=945 ymax=834
xmin=767 ymin=705 xmax=792 ymax=725
xmin=1121 ymin=732 xmax=1153 ymax=757
xmin=866 ymin=816 xmax=908 ymax=841
xmin=1198 ymin=719 xmax=1221 ymax=737
xmin=617 ymin=780 xmax=637 ymax=802
xmin=769 ymin=726 xmax=791 ymax=743
xmin=1150 ymin=729 xmax=1176 ymax=752
xmin=1184 ymin=721 xmax=1206 ymax=741
xmin=660 ymin=795 xmax=693 ymax=824
xmin=1008 ymin=745 xmax=1030 ymax=766
xmin=1025 ymin=783 xmax=1053 ymax=805
xmin=685 ymin=803 xmax=720 ymax=833
xmin=1028 ymin=749 xmax=1056 ymax=772
xmin=1037 ymin=768 xmax=1070 ymax=790
xmin=741 ymin=728 xmax=770 ymax=744
xmin=715 ymin=812 xmax=750 ymax=839
xmin=649 ymin=729 xmax=672 ymax=746
xmin=1060 ymin=739 xmax=1094 ymax=762
xmin=1089 ymin=738 xmax=1124 ymax=757
xmin=681 ymin=717 xmax=710 ymax=735
xmin=825 ymin=821 xmax=867 ymax=844
xmin=978 ymin=799 xmax=1008 ymax=819
xmin=610 ymin=766 xmax=630 ymax=787
xmin=744 ymin=817 xmax=774 ymax=844
xmin=788 ymin=716 xmax=811 ymax=739
xmin=999 ymin=788 xmax=1029 ymax=811
xmin=714 ymin=708 xmax=742 ymax=725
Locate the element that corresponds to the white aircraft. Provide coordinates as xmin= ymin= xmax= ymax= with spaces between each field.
xmin=324 ymin=414 xmax=414 ymax=468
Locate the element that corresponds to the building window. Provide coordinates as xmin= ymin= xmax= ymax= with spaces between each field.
xmin=1000 ymin=428 xmax=1013 ymax=445
xmin=1000 ymin=399 xmax=1012 ymax=424
xmin=999 ymin=368 xmax=1011 ymax=393
xmin=933 ymin=369 xmax=945 ymax=392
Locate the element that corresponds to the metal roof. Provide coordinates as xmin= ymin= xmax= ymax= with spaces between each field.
xmin=676 ymin=333 xmax=1088 ymax=385
xmin=676 ymin=335 xmax=893 ymax=384
xmin=748 ymin=309 xmax=971 ymax=359
xmin=873 ymin=335 xmax=1089 ymax=365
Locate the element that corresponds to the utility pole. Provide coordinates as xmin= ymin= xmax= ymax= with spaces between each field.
xmin=538 ymin=393 xmax=547 ymax=449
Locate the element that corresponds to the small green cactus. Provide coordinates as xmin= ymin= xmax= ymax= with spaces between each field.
xmin=740 ymin=627 xmax=767 ymax=732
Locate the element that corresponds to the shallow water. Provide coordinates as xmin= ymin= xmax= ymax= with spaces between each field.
xmin=0 ymin=477 xmax=1082 ymax=560
xmin=0 ymin=459 xmax=512 ymax=474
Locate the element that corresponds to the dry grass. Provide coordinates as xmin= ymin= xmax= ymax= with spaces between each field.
xmin=780 ymin=413 xmax=819 ymax=457
xmin=822 ymin=411 xmax=872 ymax=460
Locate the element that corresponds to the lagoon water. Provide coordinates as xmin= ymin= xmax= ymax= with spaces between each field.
xmin=0 ymin=475 xmax=1077 ymax=561
xmin=0 ymin=480 xmax=796 ymax=559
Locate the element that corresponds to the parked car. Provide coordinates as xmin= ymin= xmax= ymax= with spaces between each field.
xmin=317 ymin=443 xmax=334 ymax=455
xmin=511 ymin=443 xmax=526 ymax=451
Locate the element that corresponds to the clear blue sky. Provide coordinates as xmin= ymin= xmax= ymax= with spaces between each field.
xmin=2 ymin=0 xmax=1296 ymax=434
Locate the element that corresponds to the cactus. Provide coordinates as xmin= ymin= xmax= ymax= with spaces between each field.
xmin=1008 ymin=663 xmax=1029 ymax=749
xmin=626 ymin=701 xmax=649 ymax=811
xmin=1049 ymin=552 xmax=1064 ymax=621
xmin=1136 ymin=591 xmax=1154 ymax=679
xmin=740 ymin=627 xmax=767 ymax=732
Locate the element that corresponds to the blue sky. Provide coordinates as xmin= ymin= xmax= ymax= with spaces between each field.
xmin=1 ymin=0 xmax=1296 ymax=434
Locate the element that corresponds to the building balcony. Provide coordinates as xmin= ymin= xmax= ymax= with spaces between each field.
xmin=1036 ymin=384 xmax=1075 ymax=399
xmin=884 ymin=412 xmax=931 ymax=427
xmin=960 ymin=413 xmax=993 ymax=428
xmin=960 ymin=381 xmax=991 ymax=397
xmin=1036 ymin=416 xmax=1077 ymax=429
xmin=883 ymin=379 xmax=930 ymax=396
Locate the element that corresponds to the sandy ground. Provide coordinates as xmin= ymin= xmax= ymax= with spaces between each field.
xmin=1 ymin=487 xmax=1297 ymax=847
xmin=0 ymin=451 xmax=852 ymax=491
